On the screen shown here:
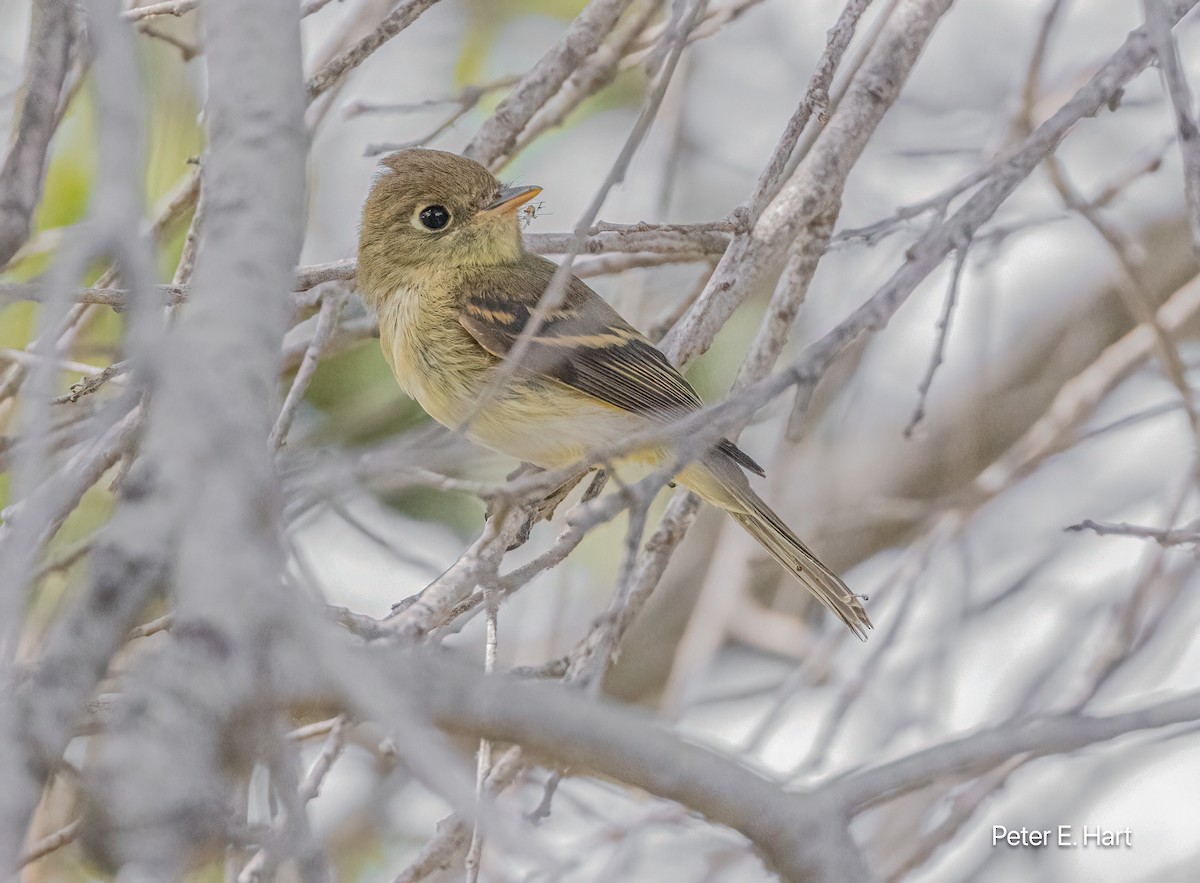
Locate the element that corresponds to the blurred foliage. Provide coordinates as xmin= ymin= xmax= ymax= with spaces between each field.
xmin=305 ymin=340 xmax=423 ymax=445
xmin=0 ymin=34 xmax=202 ymax=354
xmin=457 ymin=0 xmax=591 ymax=86
xmin=0 ymin=35 xmax=203 ymax=630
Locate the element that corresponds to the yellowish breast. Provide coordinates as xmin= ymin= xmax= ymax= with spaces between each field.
xmin=375 ymin=275 xmax=658 ymax=471
xmin=376 ymin=275 xmax=489 ymax=428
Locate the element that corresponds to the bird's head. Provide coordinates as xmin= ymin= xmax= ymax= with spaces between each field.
xmin=357 ymin=148 xmax=541 ymax=302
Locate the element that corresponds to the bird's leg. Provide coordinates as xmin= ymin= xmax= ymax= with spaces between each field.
xmin=508 ymin=469 xmax=590 ymax=550
xmin=535 ymin=469 xmax=595 ymax=521
xmin=484 ymin=462 xmax=537 ymax=523
xmin=487 ymin=466 xmax=609 ymax=550
xmin=580 ymin=468 xmax=608 ymax=503
xmin=488 ymin=466 xmax=606 ymax=551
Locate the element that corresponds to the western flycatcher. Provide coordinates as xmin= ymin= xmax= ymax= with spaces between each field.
xmin=357 ymin=149 xmax=870 ymax=638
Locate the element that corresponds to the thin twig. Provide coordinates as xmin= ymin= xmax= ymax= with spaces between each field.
xmin=824 ymin=688 xmax=1200 ymax=811
xmin=662 ymin=0 xmax=954 ymax=368
xmin=1065 ymin=517 xmax=1200 ymax=546
xmin=52 ymin=360 xmax=129 ymax=405
xmin=306 ymin=0 xmax=444 ymax=102
xmin=297 ymin=715 xmax=347 ymax=803
xmin=502 ymin=0 xmax=663 ymax=164
xmin=746 ymin=0 xmax=876 ymax=220
xmin=17 ymin=817 xmax=81 ymax=867
xmin=121 ymin=0 xmax=198 ymax=21
xmin=1036 ymin=70 xmax=1200 ymax=469
xmin=271 ymin=290 xmax=347 ymax=449
xmin=463 ymin=0 xmax=637 ymax=168
xmin=128 ymin=613 xmax=174 ymax=640
xmin=904 ymin=241 xmax=969 ymax=436
xmin=465 ymin=590 xmax=499 ymax=882
xmin=137 ymin=23 xmax=200 ymax=61
xmin=356 ymin=77 xmax=520 ymax=156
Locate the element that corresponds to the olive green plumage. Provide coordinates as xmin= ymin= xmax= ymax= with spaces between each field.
xmin=356 ymin=148 xmax=871 ymax=638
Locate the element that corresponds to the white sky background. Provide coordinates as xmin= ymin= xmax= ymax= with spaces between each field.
xmin=5 ymin=0 xmax=1200 ymax=879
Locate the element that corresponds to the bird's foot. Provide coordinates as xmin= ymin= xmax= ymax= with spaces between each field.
xmin=487 ymin=467 xmax=607 ymax=551
xmin=506 ymin=471 xmax=588 ymax=550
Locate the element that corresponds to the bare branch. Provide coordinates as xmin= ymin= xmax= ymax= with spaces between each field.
xmin=271 ymin=289 xmax=348 ymax=449
xmin=904 ymin=242 xmax=968 ymax=436
xmin=778 ymin=0 xmax=1200 ymax=436
xmin=1145 ymin=0 xmax=1200 ymax=257
xmin=663 ymin=0 xmax=955 ymax=367
xmin=238 ymin=716 xmax=348 ymax=881
xmin=401 ymin=649 xmax=869 ymax=882
xmin=136 ymin=22 xmax=200 ymax=61
xmin=826 ymin=689 xmax=1200 ymax=810
xmin=734 ymin=211 xmax=834 ymax=389
xmin=11 ymin=0 xmax=310 ymax=873
xmin=383 ymin=504 xmax=530 ymax=641
xmin=974 ymin=272 xmax=1200 ymax=500
xmin=6 ymin=1 xmax=1199 ymax=878
xmin=0 ymin=0 xmax=157 ymax=862
xmin=0 ymin=0 xmax=76 ymax=268
xmin=17 ymin=817 xmax=81 ymax=867
xmin=463 ymin=0 xmax=636 ymax=169
xmin=502 ymin=0 xmax=661 ymax=164
xmin=301 ymin=0 xmax=340 ymax=16
xmin=121 ymin=0 xmax=198 ymax=22
xmin=1066 ymin=517 xmax=1200 ymax=546
xmin=746 ymin=0 xmax=876 ymax=219
xmin=306 ymin=0 xmax=444 ymax=103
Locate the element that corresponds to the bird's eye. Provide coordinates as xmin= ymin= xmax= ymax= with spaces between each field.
xmin=418 ymin=205 xmax=451 ymax=230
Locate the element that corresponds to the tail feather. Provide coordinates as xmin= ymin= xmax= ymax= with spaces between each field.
xmin=729 ymin=502 xmax=872 ymax=640
xmin=679 ymin=457 xmax=872 ymax=640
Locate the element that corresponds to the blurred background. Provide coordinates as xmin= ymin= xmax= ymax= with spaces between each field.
xmin=4 ymin=0 xmax=1200 ymax=880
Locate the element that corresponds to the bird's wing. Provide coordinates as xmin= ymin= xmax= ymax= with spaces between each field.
xmin=458 ymin=256 xmax=764 ymax=477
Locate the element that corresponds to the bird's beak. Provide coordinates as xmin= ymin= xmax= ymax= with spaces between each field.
xmin=482 ymin=185 xmax=542 ymax=215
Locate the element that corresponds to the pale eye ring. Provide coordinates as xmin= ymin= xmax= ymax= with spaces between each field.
xmin=416 ymin=205 xmax=451 ymax=230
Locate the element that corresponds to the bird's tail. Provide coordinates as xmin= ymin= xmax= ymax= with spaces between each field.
xmin=677 ymin=457 xmax=872 ymax=640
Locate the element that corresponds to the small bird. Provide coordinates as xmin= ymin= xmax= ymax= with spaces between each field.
xmin=357 ymin=149 xmax=871 ymax=638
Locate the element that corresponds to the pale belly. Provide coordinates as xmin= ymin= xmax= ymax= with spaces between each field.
xmin=378 ymin=291 xmax=654 ymax=471
xmin=467 ymin=382 xmax=654 ymax=470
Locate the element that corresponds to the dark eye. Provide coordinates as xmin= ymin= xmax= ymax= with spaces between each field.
xmin=418 ymin=205 xmax=451 ymax=230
